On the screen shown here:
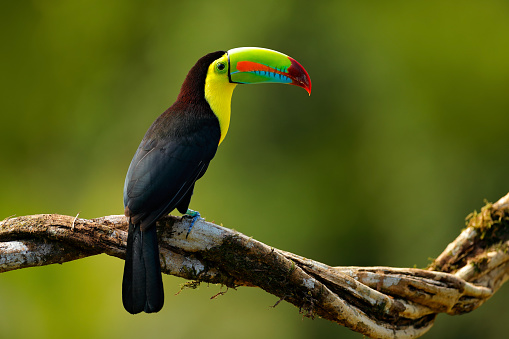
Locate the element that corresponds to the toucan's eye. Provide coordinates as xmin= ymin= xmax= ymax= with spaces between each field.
xmin=216 ymin=62 xmax=226 ymax=72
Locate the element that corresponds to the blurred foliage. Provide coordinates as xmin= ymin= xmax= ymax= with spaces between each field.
xmin=1 ymin=1 xmax=509 ymax=338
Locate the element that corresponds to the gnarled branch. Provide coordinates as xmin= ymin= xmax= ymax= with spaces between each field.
xmin=1 ymin=193 xmax=508 ymax=339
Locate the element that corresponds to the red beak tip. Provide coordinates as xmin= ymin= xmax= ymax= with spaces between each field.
xmin=288 ymin=56 xmax=311 ymax=96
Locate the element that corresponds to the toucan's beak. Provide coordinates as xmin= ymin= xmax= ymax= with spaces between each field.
xmin=227 ymin=47 xmax=311 ymax=95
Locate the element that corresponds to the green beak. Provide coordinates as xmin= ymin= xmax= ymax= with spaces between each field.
xmin=227 ymin=47 xmax=311 ymax=94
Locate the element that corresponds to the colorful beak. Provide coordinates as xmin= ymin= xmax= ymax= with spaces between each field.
xmin=227 ymin=47 xmax=311 ymax=95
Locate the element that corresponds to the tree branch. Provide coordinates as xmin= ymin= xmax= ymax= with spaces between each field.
xmin=1 ymin=193 xmax=508 ymax=339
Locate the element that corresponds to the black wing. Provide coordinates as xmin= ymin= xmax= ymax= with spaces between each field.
xmin=123 ymin=113 xmax=220 ymax=230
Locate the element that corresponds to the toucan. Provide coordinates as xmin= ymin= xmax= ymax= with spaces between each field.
xmin=122 ymin=47 xmax=311 ymax=314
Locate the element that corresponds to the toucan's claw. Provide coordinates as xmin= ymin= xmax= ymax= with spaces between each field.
xmin=184 ymin=209 xmax=201 ymax=238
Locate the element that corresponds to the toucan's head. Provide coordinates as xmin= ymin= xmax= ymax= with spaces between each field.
xmin=179 ymin=47 xmax=311 ymax=144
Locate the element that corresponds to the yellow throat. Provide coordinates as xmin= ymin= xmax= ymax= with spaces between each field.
xmin=204 ymin=54 xmax=237 ymax=145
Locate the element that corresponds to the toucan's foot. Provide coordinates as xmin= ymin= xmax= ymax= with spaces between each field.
xmin=184 ymin=209 xmax=201 ymax=238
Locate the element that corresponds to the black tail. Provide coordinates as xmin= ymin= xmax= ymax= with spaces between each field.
xmin=122 ymin=221 xmax=164 ymax=314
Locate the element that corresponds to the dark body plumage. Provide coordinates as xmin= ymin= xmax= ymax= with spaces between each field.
xmin=122 ymin=51 xmax=225 ymax=314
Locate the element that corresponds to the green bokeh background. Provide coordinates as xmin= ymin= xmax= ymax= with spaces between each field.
xmin=1 ymin=1 xmax=508 ymax=338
